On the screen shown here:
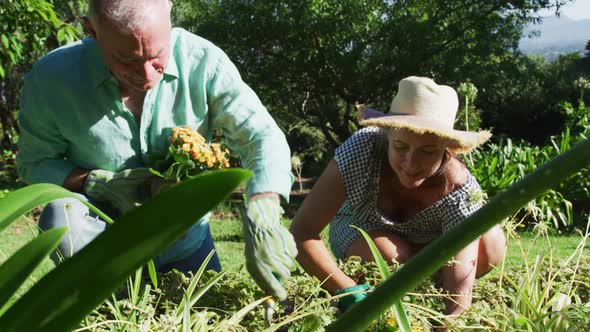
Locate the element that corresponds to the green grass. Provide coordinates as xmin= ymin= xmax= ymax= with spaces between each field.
xmin=1 ymin=213 xmax=587 ymax=295
xmin=209 ymin=216 xmax=588 ymax=272
xmin=0 ymin=216 xmax=55 ymax=300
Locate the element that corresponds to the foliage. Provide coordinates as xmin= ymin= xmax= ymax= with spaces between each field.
xmin=0 ymin=0 xmax=78 ymax=78
xmin=478 ymin=52 xmax=585 ymax=145
xmin=0 ymin=169 xmax=249 ymax=331
xmin=468 ymin=102 xmax=590 ymax=229
xmin=0 ymin=149 xmax=19 ymax=191
xmin=73 ymin=226 xmax=590 ymax=331
xmin=0 ymin=0 xmax=84 ymax=151
xmin=455 ymin=82 xmax=481 ymax=132
xmin=172 ymin=0 xmax=570 ymax=162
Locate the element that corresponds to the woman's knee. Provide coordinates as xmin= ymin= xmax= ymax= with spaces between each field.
xmin=347 ymin=229 xmax=415 ymax=263
xmin=477 ymin=225 xmax=506 ymax=276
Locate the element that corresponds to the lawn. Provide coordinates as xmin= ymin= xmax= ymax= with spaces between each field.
xmin=3 ymin=212 xmax=585 ymax=286
xmin=2 ymin=207 xmax=589 ymax=331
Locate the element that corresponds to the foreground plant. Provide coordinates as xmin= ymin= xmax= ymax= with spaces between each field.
xmin=0 ymin=169 xmax=249 ymax=331
xmin=328 ymin=138 xmax=590 ymax=331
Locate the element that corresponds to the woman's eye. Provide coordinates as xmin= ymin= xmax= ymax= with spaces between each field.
xmin=420 ymin=148 xmax=437 ymax=155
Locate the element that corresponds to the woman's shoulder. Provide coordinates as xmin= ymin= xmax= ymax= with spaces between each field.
xmin=336 ymin=126 xmax=383 ymax=158
xmin=445 ymin=157 xmax=470 ymax=191
xmin=348 ymin=126 xmax=383 ymax=144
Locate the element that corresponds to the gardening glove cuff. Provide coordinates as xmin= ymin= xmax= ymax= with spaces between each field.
xmin=335 ymin=284 xmax=372 ymax=313
xmin=84 ymin=168 xmax=153 ymax=214
xmin=241 ymin=196 xmax=298 ymax=300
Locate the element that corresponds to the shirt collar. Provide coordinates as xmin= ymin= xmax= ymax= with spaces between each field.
xmin=84 ymin=38 xmax=114 ymax=88
xmin=161 ymin=47 xmax=179 ymax=81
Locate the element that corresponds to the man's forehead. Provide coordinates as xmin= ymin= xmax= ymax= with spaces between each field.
xmin=115 ymin=47 xmax=165 ymax=59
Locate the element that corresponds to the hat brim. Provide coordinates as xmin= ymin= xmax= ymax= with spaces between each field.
xmin=359 ymin=108 xmax=491 ymax=154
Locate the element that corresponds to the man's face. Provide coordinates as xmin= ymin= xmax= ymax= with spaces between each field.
xmin=87 ymin=5 xmax=172 ymax=92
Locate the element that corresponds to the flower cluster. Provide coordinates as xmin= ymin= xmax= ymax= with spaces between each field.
xmin=171 ymin=126 xmax=230 ymax=170
xmin=149 ymin=126 xmax=231 ymax=183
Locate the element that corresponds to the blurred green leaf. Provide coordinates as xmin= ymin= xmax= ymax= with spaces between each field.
xmin=0 ymin=228 xmax=66 ymax=314
xmin=0 ymin=184 xmax=87 ymax=233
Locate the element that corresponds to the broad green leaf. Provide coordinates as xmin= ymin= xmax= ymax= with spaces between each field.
xmin=328 ymin=139 xmax=590 ymax=331
xmin=0 ymin=184 xmax=106 ymax=234
xmin=0 ymin=168 xmax=250 ymax=332
xmin=0 ymin=183 xmax=79 ymax=232
xmin=0 ymin=228 xmax=66 ymax=314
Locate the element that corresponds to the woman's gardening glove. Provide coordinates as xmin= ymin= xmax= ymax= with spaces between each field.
xmin=335 ymin=284 xmax=372 ymax=313
xmin=241 ymin=196 xmax=298 ymax=300
xmin=84 ymin=168 xmax=154 ymax=214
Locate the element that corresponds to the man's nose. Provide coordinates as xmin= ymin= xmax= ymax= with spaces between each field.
xmin=138 ymin=60 xmax=161 ymax=80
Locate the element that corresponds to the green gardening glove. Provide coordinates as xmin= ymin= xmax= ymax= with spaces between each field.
xmin=335 ymin=284 xmax=372 ymax=313
xmin=241 ymin=196 xmax=298 ymax=300
xmin=84 ymin=168 xmax=154 ymax=214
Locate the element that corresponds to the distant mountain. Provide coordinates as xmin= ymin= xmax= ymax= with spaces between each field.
xmin=519 ymin=15 xmax=589 ymax=60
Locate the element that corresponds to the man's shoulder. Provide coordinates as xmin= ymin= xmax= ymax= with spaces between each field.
xmin=30 ymin=38 xmax=98 ymax=78
xmin=171 ymin=27 xmax=228 ymax=64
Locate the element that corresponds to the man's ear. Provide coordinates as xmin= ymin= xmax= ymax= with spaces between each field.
xmin=82 ymin=16 xmax=98 ymax=39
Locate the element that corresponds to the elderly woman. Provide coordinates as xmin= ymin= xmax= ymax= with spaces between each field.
xmin=290 ymin=76 xmax=506 ymax=317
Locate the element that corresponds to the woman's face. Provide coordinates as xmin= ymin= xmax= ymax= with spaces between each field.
xmin=386 ymin=128 xmax=446 ymax=189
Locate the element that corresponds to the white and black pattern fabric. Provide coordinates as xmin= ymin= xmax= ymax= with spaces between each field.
xmin=329 ymin=126 xmax=484 ymax=260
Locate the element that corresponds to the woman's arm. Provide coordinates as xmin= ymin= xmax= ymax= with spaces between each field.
xmin=290 ymin=160 xmax=357 ymax=293
xmin=440 ymin=240 xmax=479 ymax=316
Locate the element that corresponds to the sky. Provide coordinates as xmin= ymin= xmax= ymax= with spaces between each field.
xmin=543 ymin=0 xmax=590 ymax=21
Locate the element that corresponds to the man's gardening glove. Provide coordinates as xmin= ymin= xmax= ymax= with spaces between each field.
xmin=335 ymin=284 xmax=372 ymax=313
xmin=84 ymin=168 xmax=154 ymax=214
xmin=241 ymin=196 xmax=298 ymax=300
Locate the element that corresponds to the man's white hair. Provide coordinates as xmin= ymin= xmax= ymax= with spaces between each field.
xmin=87 ymin=0 xmax=167 ymax=31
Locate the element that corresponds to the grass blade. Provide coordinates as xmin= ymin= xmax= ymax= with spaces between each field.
xmin=0 ymin=168 xmax=250 ymax=332
xmin=350 ymin=225 xmax=412 ymax=332
xmin=147 ymin=260 xmax=158 ymax=289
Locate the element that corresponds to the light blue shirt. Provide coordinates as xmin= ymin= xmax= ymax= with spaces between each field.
xmin=17 ymin=28 xmax=294 ymax=264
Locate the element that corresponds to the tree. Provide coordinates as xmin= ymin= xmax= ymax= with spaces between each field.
xmin=173 ymin=0 xmax=572 ymax=162
xmin=0 ymin=0 xmax=82 ymax=152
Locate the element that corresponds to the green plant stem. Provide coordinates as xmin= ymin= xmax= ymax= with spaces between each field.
xmin=465 ymin=96 xmax=470 ymax=132
xmin=327 ymin=138 xmax=590 ymax=331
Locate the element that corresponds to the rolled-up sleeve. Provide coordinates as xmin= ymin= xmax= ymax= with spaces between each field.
xmin=205 ymin=50 xmax=294 ymax=201
xmin=17 ymin=70 xmax=77 ymax=186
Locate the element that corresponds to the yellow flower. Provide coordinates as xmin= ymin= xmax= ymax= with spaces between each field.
xmin=386 ymin=316 xmax=397 ymax=327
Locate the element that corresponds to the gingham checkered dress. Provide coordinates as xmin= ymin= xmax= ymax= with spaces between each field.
xmin=328 ymin=127 xmax=484 ymax=260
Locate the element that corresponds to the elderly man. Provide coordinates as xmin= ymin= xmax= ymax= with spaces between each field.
xmin=17 ymin=0 xmax=296 ymax=300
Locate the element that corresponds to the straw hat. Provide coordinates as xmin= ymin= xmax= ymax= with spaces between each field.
xmin=359 ymin=76 xmax=491 ymax=154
